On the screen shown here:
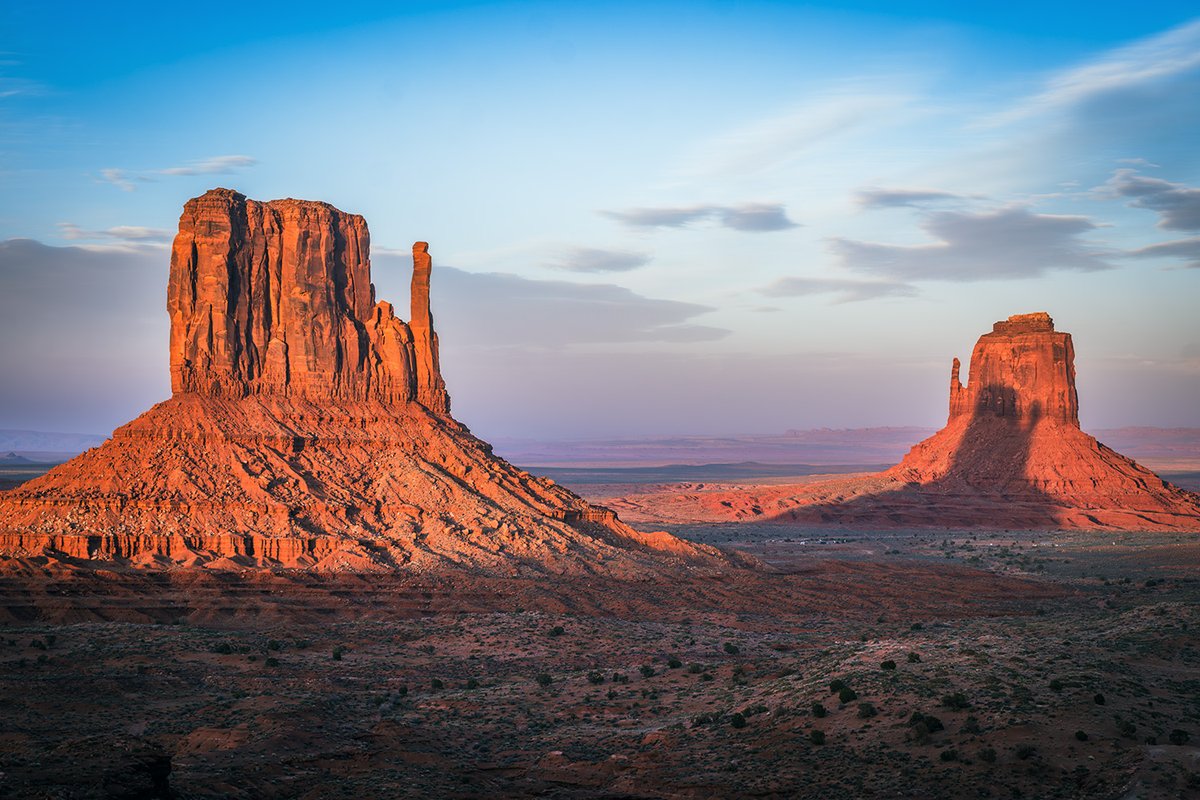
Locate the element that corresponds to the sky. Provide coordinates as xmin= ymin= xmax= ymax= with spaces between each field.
xmin=1 ymin=1 xmax=1199 ymax=440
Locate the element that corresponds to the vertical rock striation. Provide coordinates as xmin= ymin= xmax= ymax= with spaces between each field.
xmin=167 ymin=188 xmax=448 ymax=412
xmin=946 ymin=312 xmax=1078 ymax=425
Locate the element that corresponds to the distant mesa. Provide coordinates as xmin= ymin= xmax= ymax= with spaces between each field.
xmin=0 ymin=188 xmax=725 ymax=573
xmin=607 ymin=312 xmax=1200 ymax=531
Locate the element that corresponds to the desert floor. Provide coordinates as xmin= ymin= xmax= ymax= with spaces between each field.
xmin=1 ymin=512 xmax=1198 ymax=798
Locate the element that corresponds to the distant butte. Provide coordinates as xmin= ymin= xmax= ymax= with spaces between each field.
xmin=0 ymin=189 xmax=726 ymax=573
xmin=605 ymin=313 xmax=1200 ymax=531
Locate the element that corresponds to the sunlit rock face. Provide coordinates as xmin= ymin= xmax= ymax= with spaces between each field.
xmin=0 ymin=190 xmax=724 ymax=574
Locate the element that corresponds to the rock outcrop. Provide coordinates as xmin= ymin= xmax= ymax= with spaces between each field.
xmin=602 ymin=313 xmax=1200 ymax=531
xmin=168 ymin=189 xmax=445 ymax=409
xmin=946 ymin=312 xmax=1077 ymax=424
xmin=0 ymin=189 xmax=725 ymax=573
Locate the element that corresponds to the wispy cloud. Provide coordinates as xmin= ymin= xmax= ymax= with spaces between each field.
xmin=854 ymin=187 xmax=968 ymax=209
xmin=1125 ymin=238 xmax=1200 ymax=269
xmin=833 ymin=206 xmax=1114 ymax=281
xmin=97 ymin=155 xmax=257 ymax=191
xmin=763 ymin=276 xmax=917 ymax=303
xmin=985 ymin=18 xmax=1200 ymax=125
xmin=369 ymin=257 xmax=729 ymax=346
xmin=58 ymin=222 xmax=172 ymax=243
xmin=545 ymin=246 xmax=651 ymax=273
xmin=1102 ymin=169 xmax=1200 ymax=231
xmin=674 ymin=91 xmax=909 ymax=178
xmin=601 ymin=202 xmax=798 ymax=232
xmin=157 ymin=155 xmax=257 ymax=176
xmin=99 ymin=168 xmax=135 ymax=192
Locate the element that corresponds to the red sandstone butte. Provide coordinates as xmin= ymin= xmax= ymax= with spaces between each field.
xmin=604 ymin=313 xmax=1200 ymax=531
xmin=0 ymin=189 xmax=724 ymax=574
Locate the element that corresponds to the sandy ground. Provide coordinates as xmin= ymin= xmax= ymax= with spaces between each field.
xmin=1 ymin=524 xmax=1198 ymax=799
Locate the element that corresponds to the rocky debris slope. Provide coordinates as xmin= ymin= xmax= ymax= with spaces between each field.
xmin=603 ymin=314 xmax=1200 ymax=531
xmin=0 ymin=189 xmax=726 ymax=574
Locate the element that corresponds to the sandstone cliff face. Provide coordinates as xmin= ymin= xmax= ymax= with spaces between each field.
xmin=168 ymin=189 xmax=447 ymax=411
xmin=947 ymin=312 xmax=1078 ymax=425
xmin=0 ymin=189 xmax=724 ymax=573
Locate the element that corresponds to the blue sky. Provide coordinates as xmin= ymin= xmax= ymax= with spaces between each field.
xmin=2 ymin=1 xmax=1199 ymax=438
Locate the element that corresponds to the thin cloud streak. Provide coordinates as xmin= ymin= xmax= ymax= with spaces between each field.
xmin=58 ymin=222 xmax=173 ymax=243
xmin=855 ymin=187 xmax=967 ymax=209
xmin=1126 ymin=238 xmax=1200 ymax=269
xmin=545 ymin=246 xmax=651 ymax=273
xmin=984 ymin=18 xmax=1200 ymax=126
xmin=601 ymin=202 xmax=798 ymax=232
xmin=763 ymin=276 xmax=918 ymax=303
xmin=97 ymin=155 xmax=257 ymax=191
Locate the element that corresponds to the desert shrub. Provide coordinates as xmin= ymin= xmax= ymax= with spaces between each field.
xmin=700 ymin=673 xmax=714 ymax=682
xmin=1050 ymin=679 xmax=1065 ymax=692
xmin=29 ymin=639 xmax=46 ymax=651
xmin=910 ymin=622 xmax=923 ymax=631
xmin=397 ymin=686 xmax=408 ymax=697
xmin=1093 ymin=693 xmax=1106 ymax=705
xmin=979 ymin=747 xmax=997 ymax=763
xmin=265 ymin=657 xmax=280 ymax=668
xmin=962 ymin=716 xmax=981 ymax=734
xmin=730 ymin=713 xmax=747 ymax=729
xmin=857 ymin=702 xmax=877 ymax=718
xmin=465 ymin=678 xmax=479 ymax=690
xmin=829 ymin=679 xmax=847 ymax=694
xmin=811 ymin=702 xmax=828 ymax=718
xmin=267 ymin=640 xmax=283 ymax=651
xmin=667 ymin=657 xmax=683 ymax=669
xmin=880 ymin=660 xmax=897 ymax=671
xmin=587 ymin=671 xmax=605 ymax=685
xmin=809 ymin=730 xmax=826 ymax=745
xmin=907 ymin=712 xmax=945 ymax=743
xmin=940 ymin=749 xmax=959 ymax=762
xmin=535 ymin=673 xmax=552 ymax=687
xmin=612 ymin=672 xmax=629 ymax=683
xmin=548 ymin=625 xmax=565 ymax=637
xmin=1074 ymin=730 xmax=1088 ymax=741
xmin=1169 ymin=729 xmax=1190 ymax=746
xmin=941 ymin=692 xmax=970 ymax=711
xmin=743 ymin=703 xmax=768 ymax=717
xmin=431 ymin=678 xmax=445 ymax=690
xmin=640 ymin=665 xmax=656 ymax=678
xmin=691 ymin=712 xmax=719 ymax=726
xmin=1015 ymin=744 xmax=1036 ymax=760
xmin=687 ymin=663 xmax=703 ymax=674
xmin=723 ymin=642 xmax=740 ymax=655
xmin=212 ymin=642 xmax=234 ymax=655
xmin=1118 ymin=719 xmax=1137 ymax=739
xmin=907 ymin=652 xmax=921 ymax=663
xmin=838 ymin=687 xmax=858 ymax=704
xmin=332 ymin=645 xmax=346 ymax=661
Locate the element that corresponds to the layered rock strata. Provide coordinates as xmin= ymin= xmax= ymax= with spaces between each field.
xmin=0 ymin=189 xmax=721 ymax=573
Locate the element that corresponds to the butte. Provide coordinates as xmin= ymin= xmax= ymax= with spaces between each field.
xmin=0 ymin=188 xmax=723 ymax=576
xmin=609 ymin=313 xmax=1200 ymax=531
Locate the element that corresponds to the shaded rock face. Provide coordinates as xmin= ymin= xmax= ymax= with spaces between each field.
xmin=0 ymin=189 xmax=723 ymax=574
xmin=881 ymin=312 xmax=1200 ymax=527
xmin=168 ymin=189 xmax=448 ymax=412
xmin=947 ymin=312 xmax=1077 ymax=425
xmin=629 ymin=312 xmax=1200 ymax=532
